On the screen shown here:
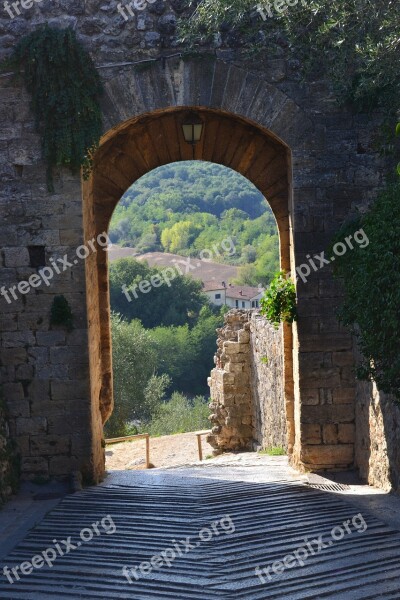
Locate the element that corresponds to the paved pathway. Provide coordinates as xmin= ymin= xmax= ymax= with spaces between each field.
xmin=1 ymin=455 xmax=400 ymax=599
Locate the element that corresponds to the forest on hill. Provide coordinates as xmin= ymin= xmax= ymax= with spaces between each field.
xmin=109 ymin=161 xmax=279 ymax=287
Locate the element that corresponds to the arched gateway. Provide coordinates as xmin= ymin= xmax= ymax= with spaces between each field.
xmin=1 ymin=58 xmax=363 ymax=483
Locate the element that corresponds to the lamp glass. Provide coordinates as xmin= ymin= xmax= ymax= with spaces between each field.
xmin=181 ymin=114 xmax=204 ymax=144
xmin=182 ymin=124 xmax=194 ymax=143
xmin=193 ymin=124 xmax=203 ymax=142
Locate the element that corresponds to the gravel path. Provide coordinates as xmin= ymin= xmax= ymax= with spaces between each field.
xmin=106 ymin=431 xmax=215 ymax=471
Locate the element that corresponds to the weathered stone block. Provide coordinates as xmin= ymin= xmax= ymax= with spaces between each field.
xmin=338 ymin=423 xmax=355 ymax=444
xmin=302 ymin=424 xmax=321 ymax=444
xmin=3 ymin=331 xmax=36 ymax=348
xmin=49 ymin=456 xmax=80 ymax=477
xmin=333 ymin=351 xmax=355 ymax=366
xmin=301 ymin=389 xmax=319 ymax=405
xmin=322 ymin=424 xmax=338 ymax=444
xmin=238 ymin=330 xmax=250 ymax=344
xmin=30 ymin=435 xmax=70 ymax=456
xmin=17 ymin=417 xmax=47 ymax=436
xmin=301 ymin=444 xmax=354 ymax=466
xmin=21 ymin=457 xmax=49 ymax=478
xmin=51 ymin=380 xmax=89 ymax=401
xmin=223 ymin=341 xmax=241 ymax=354
xmin=333 ymin=388 xmax=356 ymax=405
xmin=302 ymin=404 xmax=354 ymax=424
xmin=3 ymin=247 xmax=30 ymax=267
xmin=7 ymin=400 xmax=30 ymax=419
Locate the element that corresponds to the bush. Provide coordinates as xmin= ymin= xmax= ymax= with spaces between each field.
xmin=260 ymin=271 xmax=297 ymax=328
xmin=143 ymin=393 xmax=210 ymax=437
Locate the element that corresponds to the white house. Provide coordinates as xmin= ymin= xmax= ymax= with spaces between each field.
xmin=203 ymin=281 xmax=264 ymax=309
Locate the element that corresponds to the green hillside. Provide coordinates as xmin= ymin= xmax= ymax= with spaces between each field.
xmin=109 ymin=161 xmax=279 ymax=286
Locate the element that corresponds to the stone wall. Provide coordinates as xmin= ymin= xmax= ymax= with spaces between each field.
xmin=0 ymin=0 xmax=390 ymax=481
xmin=250 ymin=314 xmax=286 ymax=451
xmin=355 ymin=381 xmax=400 ymax=493
xmin=208 ymin=310 xmax=286 ymax=453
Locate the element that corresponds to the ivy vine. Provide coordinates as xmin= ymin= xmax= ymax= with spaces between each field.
xmin=5 ymin=25 xmax=103 ymax=191
xmin=260 ymin=271 xmax=297 ymax=329
xmin=331 ymin=123 xmax=400 ymax=400
xmin=0 ymin=389 xmax=20 ymax=505
xmin=50 ymin=295 xmax=74 ymax=332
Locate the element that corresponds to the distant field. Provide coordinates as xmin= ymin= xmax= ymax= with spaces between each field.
xmin=108 ymin=247 xmax=239 ymax=285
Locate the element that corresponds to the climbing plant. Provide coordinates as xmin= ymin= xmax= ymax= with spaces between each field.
xmin=260 ymin=271 xmax=297 ymax=328
xmin=0 ymin=389 xmax=20 ymax=505
xmin=5 ymin=25 xmax=103 ymax=191
xmin=332 ymin=177 xmax=400 ymax=399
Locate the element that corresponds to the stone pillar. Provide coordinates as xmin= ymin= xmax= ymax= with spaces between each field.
xmin=208 ymin=311 xmax=254 ymax=453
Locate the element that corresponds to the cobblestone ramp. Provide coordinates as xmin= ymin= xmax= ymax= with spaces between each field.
xmin=1 ymin=478 xmax=400 ymax=599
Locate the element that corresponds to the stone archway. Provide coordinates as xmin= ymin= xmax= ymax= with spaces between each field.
xmin=1 ymin=57 xmax=360 ymax=484
xmin=83 ymin=106 xmax=296 ymax=481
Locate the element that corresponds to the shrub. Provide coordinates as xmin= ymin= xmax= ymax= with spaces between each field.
xmin=260 ymin=271 xmax=297 ymax=328
xmin=143 ymin=393 xmax=210 ymax=437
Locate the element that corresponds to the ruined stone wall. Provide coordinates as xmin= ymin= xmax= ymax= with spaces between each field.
xmin=355 ymin=381 xmax=400 ymax=493
xmin=208 ymin=310 xmax=286 ymax=453
xmin=208 ymin=311 xmax=253 ymax=453
xmin=250 ymin=314 xmax=286 ymax=450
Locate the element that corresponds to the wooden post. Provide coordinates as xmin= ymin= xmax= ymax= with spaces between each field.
xmin=105 ymin=433 xmax=151 ymax=469
xmin=194 ymin=430 xmax=212 ymax=461
xmin=145 ymin=434 xmax=150 ymax=469
xmin=197 ymin=433 xmax=203 ymax=462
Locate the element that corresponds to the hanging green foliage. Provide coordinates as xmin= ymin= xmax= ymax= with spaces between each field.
xmin=5 ymin=25 xmax=103 ymax=191
xmin=332 ymin=124 xmax=400 ymax=401
xmin=260 ymin=271 xmax=297 ymax=329
xmin=50 ymin=295 xmax=74 ymax=332
xmin=332 ymin=181 xmax=400 ymax=400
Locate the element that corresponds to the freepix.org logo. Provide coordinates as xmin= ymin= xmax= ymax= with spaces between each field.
xmin=3 ymin=0 xmax=44 ymax=19
xmin=117 ymin=0 xmax=158 ymax=21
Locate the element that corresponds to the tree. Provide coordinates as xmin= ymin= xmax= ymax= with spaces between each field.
xmin=143 ymin=392 xmax=210 ymax=436
xmin=161 ymin=220 xmax=201 ymax=253
xmin=109 ymin=258 xmax=208 ymax=328
xmin=180 ymin=1 xmax=400 ymax=115
xmin=105 ymin=314 xmax=170 ymax=437
xmin=149 ymin=324 xmax=194 ymax=392
xmin=148 ymin=306 xmax=225 ymax=396
xmin=189 ymin=306 xmax=225 ymax=394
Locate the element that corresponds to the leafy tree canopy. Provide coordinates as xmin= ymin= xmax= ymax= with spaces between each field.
xmin=105 ymin=314 xmax=170 ymax=436
xmin=109 ymin=257 xmax=208 ymax=329
xmin=110 ymin=161 xmax=279 ymax=286
xmin=180 ymin=0 xmax=400 ymax=115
